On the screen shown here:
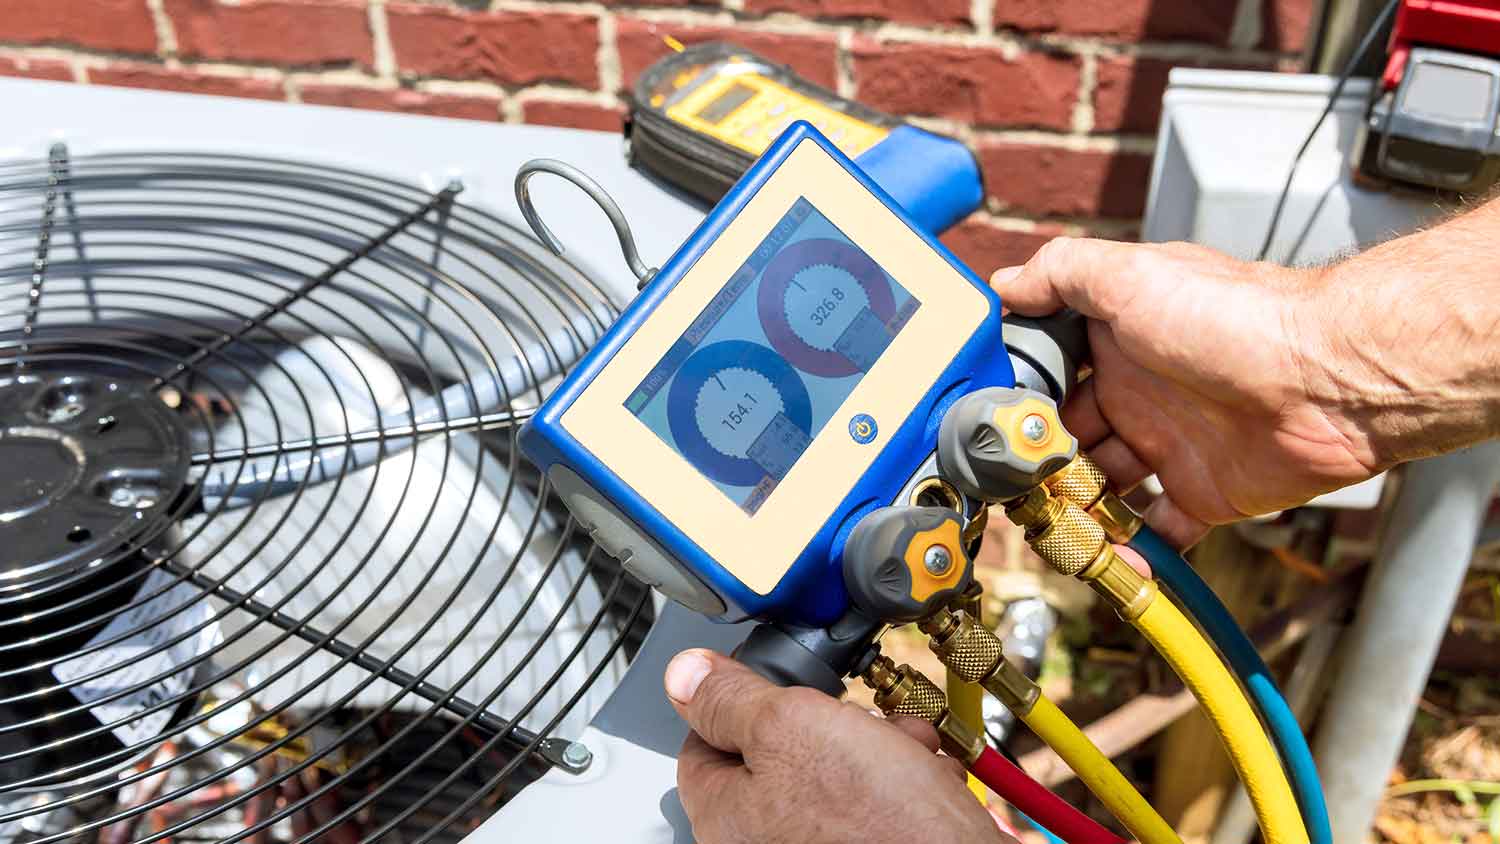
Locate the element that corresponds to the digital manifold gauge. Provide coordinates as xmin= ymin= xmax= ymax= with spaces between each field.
xmin=521 ymin=123 xmax=1013 ymax=627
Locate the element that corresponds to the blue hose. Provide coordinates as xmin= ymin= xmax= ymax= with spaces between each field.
xmin=1128 ymin=525 xmax=1331 ymax=844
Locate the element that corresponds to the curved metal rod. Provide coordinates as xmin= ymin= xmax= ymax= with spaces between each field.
xmin=515 ymin=158 xmax=657 ymax=287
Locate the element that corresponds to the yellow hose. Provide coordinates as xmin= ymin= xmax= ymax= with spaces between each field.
xmin=946 ymin=666 xmax=988 ymax=803
xmin=1133 ymin=596 xmax=1309 ymax=844
xmin=1018 ymin=694 xmax=1182 ymax=844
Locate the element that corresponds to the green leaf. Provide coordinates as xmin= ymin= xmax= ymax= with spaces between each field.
xmin=1485 ymin=797 xmax=1500 ymax=841
xmin=1455 ymin=783 xmax=1478 ymax=807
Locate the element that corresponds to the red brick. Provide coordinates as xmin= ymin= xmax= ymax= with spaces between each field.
xmin=1093 ymin=55 xmax=1171 ymax=134
xmin=386 ymin=5 xmax=598 ymax=88
xmin=616 ymin=18 xmax=837 ymax=91
xmin=743 ymin=0 xmax=970 ymax=26
xmin=1094 ymin=55 xmax=1277 ymax=134
xmin=940 ymin=217 xmax=1066 ymax=273
xmin=993 ymin=0 xmax=1236 ymax=43
xmin=299 ymin=84 xmax=500 ymax=120
xmin=0 ymin=55 xmax=73 ymax=82
xmin=851 ymin=40 xmax=1078 ymax=130
xmin=522 ymin=100 xmax=624 ymax=132
xmin=89 ymin=63 xmax=284 ymax=101
xmin=164 ymin=0 xmax=373 ymax=68
xmin=1261 ymin=0 xmax=1317 ymax=52
xmin=597 ymin=0 xmax=717 ymax=5
xmin=979 ymin=143 xmax=1153 ymax=218
xmin=1 ymin=0 xmax=158 ymax=54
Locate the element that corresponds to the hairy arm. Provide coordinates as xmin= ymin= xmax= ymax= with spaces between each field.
xmin=993 ymin=197 xmax=1500 ymax=547
xmin=1298 ymin=197 xmax=1500 ymax=467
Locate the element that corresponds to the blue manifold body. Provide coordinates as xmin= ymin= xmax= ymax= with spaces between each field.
xmin=521 ymin=122 xmax=1011 ymax=625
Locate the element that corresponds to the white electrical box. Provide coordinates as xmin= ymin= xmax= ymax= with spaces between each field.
xmin=1144 ymin=69 xmax=1446 ymax=509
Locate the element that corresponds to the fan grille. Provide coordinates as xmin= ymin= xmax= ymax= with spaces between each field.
xmin=0 ymin=145 xmax=651 ymax=842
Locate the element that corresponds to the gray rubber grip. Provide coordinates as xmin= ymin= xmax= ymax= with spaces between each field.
xmin=1003 ymin=309 xmax=1088 ymax=403
xmin=731 ymin=615 xmax=881 ymax=697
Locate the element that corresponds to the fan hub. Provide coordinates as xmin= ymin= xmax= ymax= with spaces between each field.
xmin=0 ymin=426 xmax=85 ymax=519
xmin=0 ymin=372 xmax=191 ymax=590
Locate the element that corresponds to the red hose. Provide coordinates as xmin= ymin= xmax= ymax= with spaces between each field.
xmin=969 ymin=746 xmax=1125 ymax=844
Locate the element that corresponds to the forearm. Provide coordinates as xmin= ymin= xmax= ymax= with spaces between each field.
xmin=1298 ymin=197 xmax=1500 ymax=467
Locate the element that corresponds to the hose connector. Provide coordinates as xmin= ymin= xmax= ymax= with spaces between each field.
xmin=861 ymin=655 xmax=985 ymax=765
xmin=1005 ymin=485 xmax=1157 ymax=621
xmin=1078 ymin=547 xmax=1157 ymax=622
xmin=919 ymin=607 xmax=1041 ymax=715
xmin=1043 ymin=453 xmax=1144 ymax=543
xmin=865 ymin=653 xmax=948 ymax=722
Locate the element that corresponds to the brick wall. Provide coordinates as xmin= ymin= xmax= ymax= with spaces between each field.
xmin=0 ymin=0 xmax=1315 ymax=273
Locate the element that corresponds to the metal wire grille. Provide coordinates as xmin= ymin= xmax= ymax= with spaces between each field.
xmin=0 ymin=145 xmax=653 ymax=842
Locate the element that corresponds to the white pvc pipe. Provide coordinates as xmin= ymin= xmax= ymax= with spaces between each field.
xmin=1312 ymin=441 xmax=1500 ymax=844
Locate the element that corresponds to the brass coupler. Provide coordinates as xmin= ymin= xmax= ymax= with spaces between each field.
xmin=861 ymin=654 xmax=986 ymax=766
xmin=1004 ymin=485 xmax=1156 ymax=621
xmin=916 ymin=606 xmax=1041 ymax=716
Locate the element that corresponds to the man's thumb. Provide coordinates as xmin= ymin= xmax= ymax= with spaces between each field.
xmin=991 ymin=236 xmax=1134 ymax=320
xmin=664 ymin=649 xmax=777 ymax=754
xmin=665 ymin=649 xmax=716 ymax=704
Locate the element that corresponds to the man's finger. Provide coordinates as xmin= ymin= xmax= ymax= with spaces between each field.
xmin=677 ymin=731 xmax=752 ymax=834
xmin=1142 ymin=493 xmax=1210 ymax=551
xmin=1089 ymin=434 xmax=1153 ymax=493
xmin=664 ymin=649 xmax=783 ymax=756
xmin=1058 ymin=374 xmax=1111 ymax=450
xmin=991 ymin=237 xmax=1142 ymax=320
xmin=940 ymin=755 xmax=969 ymax=783
xmin=1115 ymin=543 xmax=1153 ymax=579
xmin=883 ymin=715 xmax=940 ymax=753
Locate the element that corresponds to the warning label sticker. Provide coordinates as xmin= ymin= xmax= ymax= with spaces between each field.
xmin=52 ymin=569 xmax=222 ymax=747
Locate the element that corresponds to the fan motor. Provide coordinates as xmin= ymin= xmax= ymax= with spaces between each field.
xmin=0 ymin=370 xmax=196 ymax=790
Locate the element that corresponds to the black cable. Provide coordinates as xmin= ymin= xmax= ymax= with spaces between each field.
xmin=1256 ymin=0 xmax=1400 ymax=261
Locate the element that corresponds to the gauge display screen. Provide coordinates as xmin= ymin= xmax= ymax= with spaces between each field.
xmin=696 ymin=82 xmax=757 ymax=124
xmin=624 ymin=197 xmax=920 ymax=514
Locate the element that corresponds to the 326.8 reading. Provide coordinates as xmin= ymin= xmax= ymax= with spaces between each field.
xmin=808 ymin=286 xmax=845 ymax=327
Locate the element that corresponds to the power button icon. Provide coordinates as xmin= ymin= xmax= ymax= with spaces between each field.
xmin=848 ymin=413 xmax=877 ymax=444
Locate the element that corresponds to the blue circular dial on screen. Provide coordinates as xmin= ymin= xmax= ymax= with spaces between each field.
xmin=667 ymin=340 xmax=812 ymax=487
xmin=758 ymin=238 xmax=898 ymax=378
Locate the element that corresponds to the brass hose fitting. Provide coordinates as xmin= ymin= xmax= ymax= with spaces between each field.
xmin=865 ymin=653 xmax=947 ymax=722
xmin=1029 ymin=494 xmax=1108 ymax=578
xmin=918 ymin=607 xmax=1040 ymax=715
xmin=1043 ymin=454 xmax=1144 ymax=543
xmin=861 ymin=655 xmax=986 ymax=765
xmin=1005 ymin=485 xmax=1157 ymax=621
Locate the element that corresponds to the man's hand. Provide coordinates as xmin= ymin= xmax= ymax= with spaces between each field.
xmin=993 ymin=238 xmax=1382 ymax=548
xmin=665 ymin=649 xmax=1009 ymax=844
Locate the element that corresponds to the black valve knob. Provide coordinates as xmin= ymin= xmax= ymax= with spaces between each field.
xmin=842 ymin=506 xmax=973 ymax=623
xmin=936 ymin=387 xmax=1077 ymax=503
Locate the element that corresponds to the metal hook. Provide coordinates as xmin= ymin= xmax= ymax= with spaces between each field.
xmin=515 ymin=159 xmax=658 ymax=288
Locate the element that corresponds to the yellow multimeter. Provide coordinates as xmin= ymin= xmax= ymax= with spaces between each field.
xmin=663 ymin=64 xmax=890 ymax=158
xmin=626 ymin=41 xmax=983 ymax=235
